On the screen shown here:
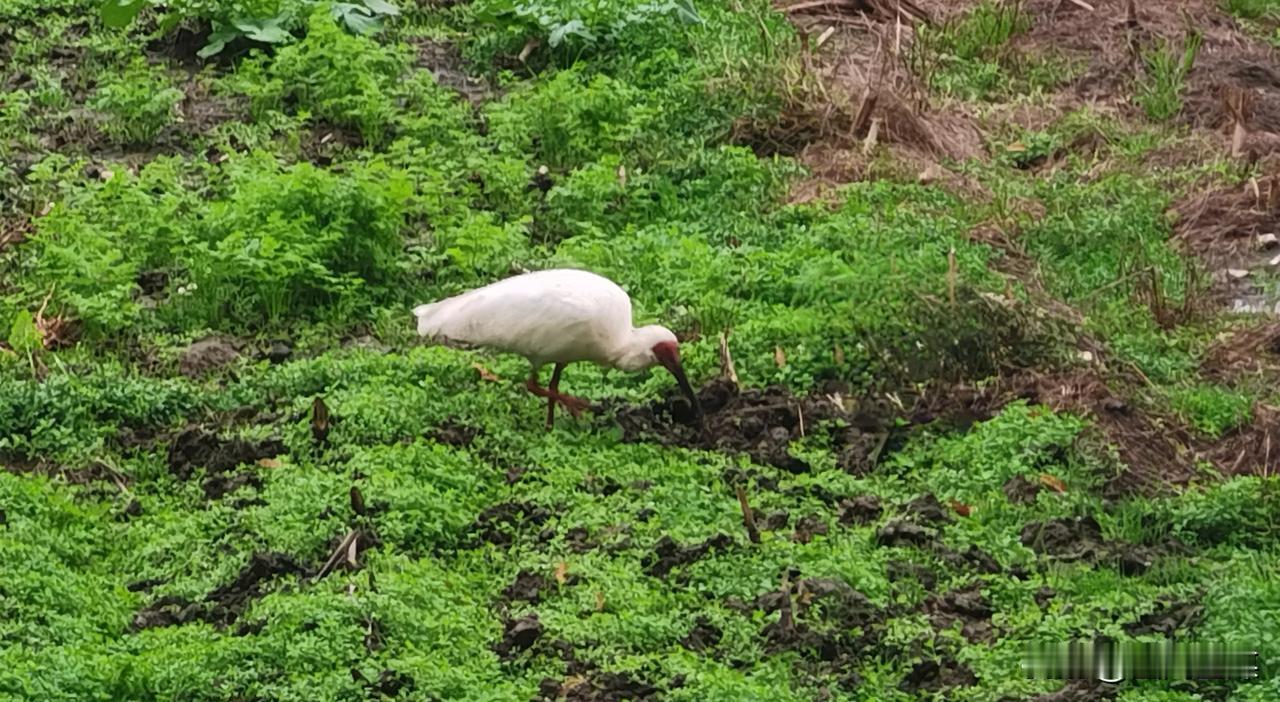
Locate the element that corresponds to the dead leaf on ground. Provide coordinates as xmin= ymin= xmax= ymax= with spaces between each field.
xmin=472 ymin=362 xmax=501 ymax=382
xmin=554 ymin=561 xmax=568 ymax=585
xmin=1039 ymin=474 xmax=1067 ymax=493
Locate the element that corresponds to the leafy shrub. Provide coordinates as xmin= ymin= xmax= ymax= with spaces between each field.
xmin=238 ymin=7 xmax=408 ymax=143
xmin=485 ymin=66 xmax=662 ymax=169
xmin=466 ymin=0 xmax=701 ymax=67
xmin=88 ymin=58 xmax=184 ymax=145
xmin=100 ymin=0 xmax=400 ymax=58
xmin=1165 ymin=384 xmax=1255 ymax=438
xmin=180 ymin=155 xmax=411 ymax=327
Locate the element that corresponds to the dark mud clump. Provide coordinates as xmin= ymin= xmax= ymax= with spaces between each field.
xmin=1002 ymin=474 xmax=1044 ymax=504
xmin=758 ymin=577 xmax=884 ymax=666
xmin=167 ymin=427 xmax=284 ymax=482
xmin=353 ymin=669 xmax=415 ymax=698
xmin=679 ymin=616 xmax=723 ymax=652
xmin=875 ymin=492 xmax=954 ymax=548
xmin=544 ymin=672 xmax=661 ymax=702
xmin=132 ymin=551 xmax=305 ymax=631
xmin=468 ymin=501 xmax=553 ymax=547
xmin=837 ymin=495 xmax=882 ymax=525
xmin=428 ymin=419 xmax=480 ymax=448
xmin=875 ymin=520 xmax=937 ymax=548
xmin=178 ymin=336 xmax=242 ymax=377
xmin=494 ymin=613 xmax=543 ymax=660
xmin=1124 ymin=596 xmax=1205 ymax=637
xmin=902 ymin=493 xmax=953 ymax=526
xmin=924 ymin=582 xmax=993 ymax=643
xmin=1024 ymin=680 xmax=1119 ymax=702
xmin=166 ymin=427 xmax=284 ymax=501
xmin=899 ymin=658 xmax=978 ymax=694
xmin=791 ymin=514 xmax=829 ymax=544
xmin=502 ymin=570 xmax=556 ymax=604
xmin=614 ymin=378 xmax=890 ymax=475
xmin=1020 ymin=516 xmax=1182 ymax=575
xmin=643 ymin=534 xmax=733 ymax=578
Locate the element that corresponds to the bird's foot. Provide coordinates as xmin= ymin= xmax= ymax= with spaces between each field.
xmin=554 ymin=393 xmax=592 ymax=418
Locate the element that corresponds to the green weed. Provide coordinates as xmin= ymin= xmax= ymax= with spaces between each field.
xmin=88 ymin=58 xmax=184 ymax=145
xmin=1165 ymin=384 xmax=1255 ymax=438
xmin=1134 ymin=32 xmax=1203 ymax=122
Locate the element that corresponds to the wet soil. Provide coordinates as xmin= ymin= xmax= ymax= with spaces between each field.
xmin=468 ymin=501 xmax=554 ymax=547
xmin=178 ymin=336 xmax=242 ymax=378
xmin=1124 ymin=596 xmax=1206 ymax=636
xmin=1019 ymin=515 xmax=1184 ymax=575
xmin=616 ymin=377 xmax=909 ymax=477
xmin=924 ymin=582 xmax=994 ymax=643
xmin=132 ymin=551 xmax=305 ymax=631
xmin=643 ymin=534 xmax=733 ymax=578
xmin=166 ymin=426 xmax=284 ymax=488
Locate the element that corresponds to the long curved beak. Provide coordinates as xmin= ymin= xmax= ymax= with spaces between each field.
xmin=662 ymin=358 xmax=703 ymax=421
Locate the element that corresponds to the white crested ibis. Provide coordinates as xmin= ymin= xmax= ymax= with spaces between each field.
xmin=413 ymin=268 xmax=701 ymax=429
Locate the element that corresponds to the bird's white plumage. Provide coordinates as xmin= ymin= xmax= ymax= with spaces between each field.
xmin=414 ymin=269 xmax=640 ymax=368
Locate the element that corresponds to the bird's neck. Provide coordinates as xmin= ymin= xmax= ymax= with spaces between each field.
xmin=609 ymin=329 xmax=653 ymax=372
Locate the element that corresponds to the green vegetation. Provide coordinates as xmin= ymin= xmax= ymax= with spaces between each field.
xmin=1 ymin=0 xmax=1278 ymax=699
xmin=1135 ymin=32 xmax=1203 ymax=122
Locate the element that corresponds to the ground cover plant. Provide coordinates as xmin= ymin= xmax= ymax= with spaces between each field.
xmin=2 ymin=0 xmax=1280 ymax=699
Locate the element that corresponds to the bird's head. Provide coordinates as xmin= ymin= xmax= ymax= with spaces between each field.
xmin=617 ymin=325 xmax=703 ymax=419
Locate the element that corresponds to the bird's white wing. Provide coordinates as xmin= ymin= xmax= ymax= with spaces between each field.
xmin=413 ymin=269 xmax=633 ymax=365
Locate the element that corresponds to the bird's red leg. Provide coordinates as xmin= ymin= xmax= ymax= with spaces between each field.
xmin=525 ymin=367 xmax=557 ymax=430
xmin=547 ymin=363 xmax=591 ymax=420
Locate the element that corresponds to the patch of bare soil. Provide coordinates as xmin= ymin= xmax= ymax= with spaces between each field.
xmin=739 ymin=1 xmax=990 ymax=203
xmin=166 ymin=426 xmax=285 ymax=500
xmin=178 ymin=77 xmax=249 ymax=137
xmin=178 ymin=335 xmax=243 ymax=377
xmin=409 ymin=37 xmax=493 ymax=106
xmin=1019 ymin=514 xmax=1186 ymax=575
xmin=0 ymin=215 xmax=29 ymax=253
xmin=1017 ymin=0 xmax=1280 ymax=157
xmin=1202 ymin=402 xmax=1280 ymax=477
xmin=301 ymin=123 xmax=365 ymax=167
xmin=1201 ymin=321 xmax=1280 ymax=381
xmin=1171 ymin=171 xmax=1280 ymax=315
xmin=979 ymin=370 xmax=1203 ymax=495
xmin=615 ymin=377 xmax=881 ymax=474
xmin=132 ymin=551 xmax=306 ymax=630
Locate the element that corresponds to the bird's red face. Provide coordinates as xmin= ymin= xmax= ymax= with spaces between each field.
xmin=652 ymin=341 xmax=702 ymax=418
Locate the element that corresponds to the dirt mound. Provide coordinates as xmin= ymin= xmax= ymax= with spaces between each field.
xmin=132 ymin=551 xmax=306 ymax=631
xmin=409 ymin=37 xmax=493 ymax=106
xmin=468 ymin=501 xmax=554 ymax=547
xmin=1200 ymin=403 xmax=1280 ymax=477
xmin=615 ymin=377 xmax=925 ymax=477
xmin=899 ymin=658 xmax=978 ymax=693
xmin=178 ymin=336 xmax=242 ymax=377
xmin=643 ymin=534 xmax=733 ymax=578
xmin=983 ymin=371 xmax=1200 ymax=496
xmin=1020 ymin=515 xmax=1182 ymax=575
xmin=1124 ymin=595 xmax=1205 ymax=636
xmin=736 ymin=0 xmax=990 ymax=203
xmin=924 ymin=582 xmax=993 ymax=642
xmin=757 ymin=575 xmax=884 ymax=666
xmin=1201 ymin=322 xmax=1280 ymax=381
xmin=493 ymin=613 xmax=543 ymax=660
xmin=166 ymin=426 xmax=284 ymax=490
xmin=541 ymin=672 xmax=661 ymax=702
xmin=1171 ymin=173 xmax=1280 ymax=314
